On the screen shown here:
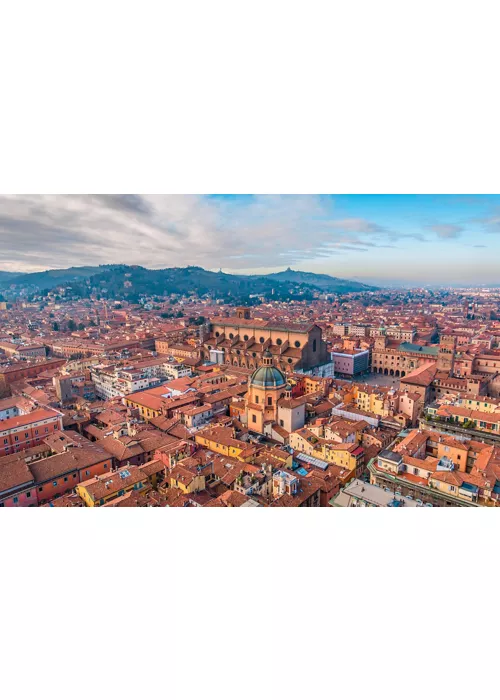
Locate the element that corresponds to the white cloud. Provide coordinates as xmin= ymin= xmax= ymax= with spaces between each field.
xmin=428 ymin=223 xmax=463 ymax=239
xmin=0 ymin=194 xmax=396 ymax=272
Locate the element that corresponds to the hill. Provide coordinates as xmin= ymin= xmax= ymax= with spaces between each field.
xmin=258 ymin=268 xmax=377 ymax=293
xmin=0 ymin=264 xmax=378 ymax=301
xmin=0 ymin=271 xmax=22 ymax=285
xmin=1 ymin=265 xmax=115 ymax=290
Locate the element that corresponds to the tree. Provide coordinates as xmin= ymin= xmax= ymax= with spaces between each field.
xmin=78 ymin=323 xmax=85 ymax=331
xmin=67 ymin=319 xmax=77 ymax=332
xmin=52 ymin=322 xmax=59 ymax=331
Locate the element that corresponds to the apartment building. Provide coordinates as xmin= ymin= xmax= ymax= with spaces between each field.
xmin=0 ymin=408 xmax=63 ymax=458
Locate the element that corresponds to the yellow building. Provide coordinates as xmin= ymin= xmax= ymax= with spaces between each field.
xmin=194 ymin=425 xmax=247 ymax=460
xmin=354 ymin=387 xmax=388 ymax=417
xmin=169 ymin=466 xmax=206 ymax=494
xmin=76 ymin=467 xmax=148 ymax=507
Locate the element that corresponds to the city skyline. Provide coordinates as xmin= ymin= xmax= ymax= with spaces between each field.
xmin=1 ymin=194 xmax=499 ymax=285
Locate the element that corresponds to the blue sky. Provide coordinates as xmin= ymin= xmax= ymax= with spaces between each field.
xmin=211 ymin=194 xmax=500 ymax=285
xmin=0 ymin=194 xmax=499 ymax=285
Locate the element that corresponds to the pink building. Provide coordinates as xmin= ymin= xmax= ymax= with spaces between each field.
xmin=0 ymin=408 xmax=63 ymax=458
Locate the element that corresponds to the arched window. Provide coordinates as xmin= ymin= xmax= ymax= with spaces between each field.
xmin=267 ymin=397 xmax=273 ymax=406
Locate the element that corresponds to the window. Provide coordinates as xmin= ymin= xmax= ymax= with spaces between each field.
xmin=295 ymin=341 xmax=301 ymax=348
xmin=280 ymin=420 xmax=284 ymax=428
xmin=25 ymin=433 xmax=29 ymax=439
xmin=85 ymin=470 xmax=90 ymax=476
xmin=259 ymin=337 xmax=265 ymax=344
xmin=38 ymin=487 xmax=43 ymax=493
xmin=313 ymin=339 xmax=317 ymax=352
xmin=14 ymin=436 xmax=19 ymax=442
xmin=229 ymin=333 xmax=234 ymax=340
xmin=13 ymin=497 xmax=18 ymax=504
xmin=268 ymin=397 xmax=272 ymax=406
xmin=255 ymin=396 xmax=259 ymax=404
xmin=64 ymin=477 xmax=68 ymax=483
xmin=252 ymin=415 xmax=257 ymax=423
xmin=3 ymin=439 xmax=7 ymax=445
xmin=53 ymin=481 xmax=58 ymax=487
xmin=215 ymin=332 xmax=220 ymax=337
xmin=276 ymin=338 xmax=282 ymax=346
xmin=26 ymin=492 xmax=31 ymax=498
xmin=244 ymin=335 xmax=249 ymax=341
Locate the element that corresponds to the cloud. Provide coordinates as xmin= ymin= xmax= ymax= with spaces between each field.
xmin=0 ymin=194 xmax=396 ymax=272
xmin=475 ymin=213 xmax=500 ymax=233
xmin=428 ymin=224 xmax=463 ymax=239
xmin=327 ymin=218 xmax=387 ymax=233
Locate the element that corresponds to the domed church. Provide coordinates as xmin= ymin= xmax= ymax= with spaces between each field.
xmin=246 ymin=350 xmax=306 ymax=440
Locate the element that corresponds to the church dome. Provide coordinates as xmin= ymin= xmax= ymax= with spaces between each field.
xmin=249 ymin=364 xmax=287 ymax=389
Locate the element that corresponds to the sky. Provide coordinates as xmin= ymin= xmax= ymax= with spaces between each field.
xmin=0 ymin=194 xmax=499 ymax=285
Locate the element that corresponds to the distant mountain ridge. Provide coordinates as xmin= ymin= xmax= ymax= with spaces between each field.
xmin=258 ymin=268 xmax=375 ymax=293
xmin=0 ymin=271 xmax=22 ymax=284
xmin=1 ymin=265 xmax=117 ymax=290
xmin=0 ymin=264 xmax=378 ymax=300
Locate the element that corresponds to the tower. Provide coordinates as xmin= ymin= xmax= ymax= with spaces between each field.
xmin=236 ymin=306 xmax=251 ymax=320
xmin=375 ymin=335 xmax=387 ymax=351
xmin=437 ymin=334 xmax=457 ymax=374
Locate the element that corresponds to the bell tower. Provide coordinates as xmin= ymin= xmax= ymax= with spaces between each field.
xmin=437 ymin=334 xmax=457 ymax=374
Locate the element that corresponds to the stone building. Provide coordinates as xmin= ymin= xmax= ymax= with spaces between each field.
xmin=202 ymin=308 xmax=330 ymax=373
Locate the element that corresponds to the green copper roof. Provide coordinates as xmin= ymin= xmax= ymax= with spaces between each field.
xmin=249 ymin=365 xmax=287 ymax=388
xmin=398 ymin=342 xmax=438 ymax=356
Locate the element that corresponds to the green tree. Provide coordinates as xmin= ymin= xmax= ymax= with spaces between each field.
xmin=78 ymin=323 xmax=85 ymax=331
xmin=67 ymin=319 xmax=77 ymax=332
xmin=52 ymin=322 xmax=60 ymax=331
